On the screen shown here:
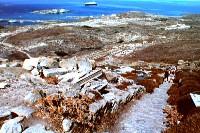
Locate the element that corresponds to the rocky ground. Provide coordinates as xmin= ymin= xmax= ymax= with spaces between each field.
xmin=0 ymin=11 xmax=200 ymax=133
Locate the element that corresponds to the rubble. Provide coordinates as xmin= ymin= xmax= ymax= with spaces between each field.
xmin=62 ymin=119 xmax=73 ymax=132
xmin=23 ymin=124 xmax=54 ymax=133
xmin=10 ymin=106 xmax=35 ymax=118
xmin=20 ymin=73 xmax=45 ymax=85
xmin=24 ymin=90 xmax=43 ymax=104
xmin=59 ymin=57 xmax=77 ymax=71
xmin=0 ymin=107 xmax=11 ymax=118
xmin=0 ymin=117 xmax=24 ymax=133
xmin=0 ymin=82 xmax=10 ymax=89
xmin=43 ymin=68 xmax=68 ymax=77
xmin=165 ymin=24 xmax=190 ymax=30
xmin=77 ymin=58 xmax=93 ymax=73
xmin=22 ymin=58 xmax=40 ymax=70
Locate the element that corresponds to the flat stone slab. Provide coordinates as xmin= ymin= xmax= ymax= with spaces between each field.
xmin=0 ymin=106 xmax=11 ymax=118
xmin=43 ymin=68 xmax=68 ymax=77
xmin=23 ymin=124 xmax=54 ymax=133
xmin=23 ymin=58 xmax=40 ymax=70
xmin=190 ymin=92 xmax=200 ymax=107
xmin=0 ymin=117 xmax=24 ymax=133
xmin=11 ymin=106 xmax=35 ymax=118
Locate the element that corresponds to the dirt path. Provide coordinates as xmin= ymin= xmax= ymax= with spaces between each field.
xmin=110 ymin=81 xmax=172 ymax=133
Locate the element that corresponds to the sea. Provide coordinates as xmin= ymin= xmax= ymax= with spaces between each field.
xmin=1 ymin=0 xmax=200 ymax=26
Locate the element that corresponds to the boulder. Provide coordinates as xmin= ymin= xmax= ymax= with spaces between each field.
xmin=11 ymin=106 xmax=35 ymax=118
xmin=0 ymin=64 xmax=9 ymax=68
xmin=62 ymin=119 xmax=73 ymax=132
xmin=23 ymin=58 xmax=40 ymax=70
xmin=23 ymin=124 xmax=54 ymax=133
xmin=0 ymin=117 xmax=24 ymax=133
xmin=39 ymin=57 xmax=59 ymax=69
xmin=59 ymin=57 xmax=77 ymax=71
xmin=102 ymin=92 xmax=116 ymax=103
xmin=0 ymin=106 xmax=11 ymax=118
xmin=178 ymin=60 xmax=185 ymax=65
xmin=77 ymin=58 xmax=92 ymax=73
xmin=24 ymin=90 xmax=42 ymax=104
xmin=20 ymin=73 xmax=45 ymax=85
xmin=43 ymin=68 xmax=68 ymax=77
xmin=104 ymin=71 xmax=118 ymax=81
xmin=115 ymin=66 xmax=134 ymax=74
xmin=0 ymin=82 xmax=10 ymax=89
xmin=89 ymin=99 xmax=107 ymax=114
xmin=31 ymin=68 xmax=39 ymax=76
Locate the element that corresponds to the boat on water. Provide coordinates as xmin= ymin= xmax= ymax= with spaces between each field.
xmin=84 ymin=2 xmax=97 ymax=6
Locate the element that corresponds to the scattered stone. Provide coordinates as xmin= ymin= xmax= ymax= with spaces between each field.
xmin=178 ymin=60 xmax=185 ymax=65
xmin=89 ymin=99 xmax=107 ymax=114
xmin=62 ymin=119 xmax=73 ymax=132
xmin=23 ymin=124 xmax=54 ymax=133
xmin=0 ymin=117 xmax=24 ymax=133
xmin=59 ymin=57 xmax=77 ymax=71
xmin=20 ymin=73 xmax=45 ymax=84
xmin=115 ymin=66 xmax=134 ymax=74
xmin=0 ymin=82 xmax=10 ymax=89
xmin=103 ymin=92 xmax=116 ymax=102
xmin=23 ymin=58 xmax=40 ymax=70
xmin=11 ymin=106 xmax=35 ymax=118
xmin=24 ymin=90 xmax=42 ymax=104
xmin=165 ymin=24 xmax=190 ymax=30
xmin=77 ymin=58 xmax=92 ymax=73
xmin=31 ymin=68 xmax=40 ymax=76
xmin=104 ymin=71 xmax=118 ymax=81
xmin=39 ymin=57 xmax=59 ymax=69
xmin=0 ymin=64 xmax=9 ymax=68
xmin=0 ymin=107 xmax=11 ymax=118
xmin=43 ymin=68 xmax=68 ymax=77
xmin=9 ymin=62 xmax=21 ymax=67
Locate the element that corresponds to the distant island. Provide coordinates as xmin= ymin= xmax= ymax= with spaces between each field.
xmin=32 ymin=9 xmax=70 ymax=15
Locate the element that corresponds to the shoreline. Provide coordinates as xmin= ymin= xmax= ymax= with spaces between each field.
xmin=0 ymin=10 xmax=196 ymax=27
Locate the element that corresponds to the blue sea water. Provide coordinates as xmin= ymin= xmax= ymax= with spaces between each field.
xmin=0 ymin=0 xmax=200 ymax=26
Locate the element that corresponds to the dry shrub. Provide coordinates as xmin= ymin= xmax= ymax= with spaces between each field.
xmin=137 ymin=70 xmax=163 ymax=93
xmin=165 ymin=70 xmax=200 ymax=133
xmin=43 ymin=76 xmax=59 ymax=85
xmin=167 ymin=84 xmax=180 ymax=105
xmin=34 ymin=94 xmax=94 ymax=132
xmin=8 ymin=51 xmax=29 ymax=61
xmin=116 ymin=81 xmax=132 ymax=91
xmin=121 ymin=71 xmax=137 ymax=80
xmin=178 ymin=84 xmax=200 ymax=97
xmin=164 ymin=111 xmax=200 ymax=133
xmin=151 ymin=68 xmax=164 ymax=75
xmin=164 ymin=106 xmax=183 ymax=127
xmin=176 ymin=94 xmax=196 ymax=116
xmin=137 ymin=79 xmax=158 ymax=93
xmin=151 ymin=74 xmax=163 ymax=85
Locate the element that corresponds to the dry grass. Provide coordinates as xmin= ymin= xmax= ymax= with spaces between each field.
xmin=165 ymin=70 xmax=200 ymax=133
xmin=34 ymin=94 xmax=94 ymax=132
xmin=6 ymin=27 xmax=67 ymax=45
xmin=124 ymin=40 xmax=200 ymax=64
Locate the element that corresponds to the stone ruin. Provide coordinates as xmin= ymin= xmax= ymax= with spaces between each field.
xmin=0 ymin=56 xmax=145 ymax=132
